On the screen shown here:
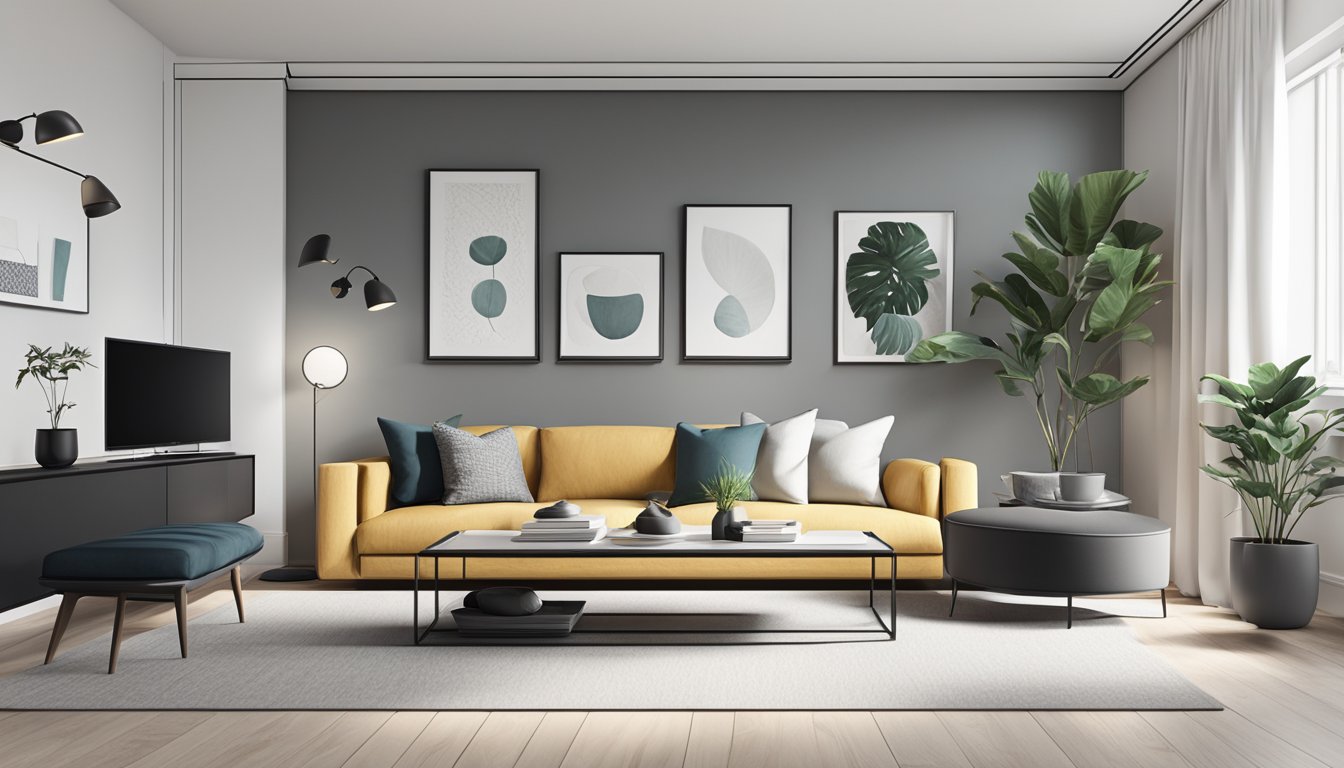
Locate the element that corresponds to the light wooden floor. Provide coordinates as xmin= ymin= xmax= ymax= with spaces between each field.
xmin=2 ymin=571 xmax=1344 ymax=768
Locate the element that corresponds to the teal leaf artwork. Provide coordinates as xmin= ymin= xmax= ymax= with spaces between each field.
xmin=870 ymin=312 xmax=923 ymax=355
xmin=469 ymin=235 xmax=507 ymax=266
xmin=701 ymin=227 xmax=775 ymax=338
xmin=471 ymin=278 xmax=507 ymax=318
xmin=586 ymin=294 xmax=644 ymax=340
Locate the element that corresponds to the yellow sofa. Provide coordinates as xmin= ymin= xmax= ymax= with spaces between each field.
xmin=316 ymin=424 xmax=977 ymax=581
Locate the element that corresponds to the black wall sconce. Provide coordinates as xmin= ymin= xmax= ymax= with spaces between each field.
xmin=297 ymin=234 xmax=397 ymax=312
xmin=0 ymin=109 xmax=120 ymax=218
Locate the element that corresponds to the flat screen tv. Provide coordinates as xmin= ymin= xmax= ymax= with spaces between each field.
xmin=104 ymin=338 xmax=231 ymax=450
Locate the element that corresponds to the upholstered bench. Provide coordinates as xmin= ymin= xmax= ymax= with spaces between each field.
xmin=40 ymin=522 xmax=264 ymax=673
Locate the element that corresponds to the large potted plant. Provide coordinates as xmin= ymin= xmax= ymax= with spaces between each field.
xmin=1198 ymin=356 xmax=1344 ymax=629
xmin=15 ymin=342 xmax=95 ymax=468
xmin=909 ymin=170 xmax=1172 ymax=487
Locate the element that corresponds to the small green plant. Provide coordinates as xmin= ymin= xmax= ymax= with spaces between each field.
xmin=1199 ymin=356 xmax=1344 ymax=543
xmin=699 ymin=460 xmax=755 ymax=512
xmin=15 ymin=342 xmax=95 ymax=429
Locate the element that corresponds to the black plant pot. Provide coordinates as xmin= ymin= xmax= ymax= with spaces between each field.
xmin=34 ymin=428 xmax=78 ymax=469
xmin=1229 ymin=536 xmax=1319 ymax=629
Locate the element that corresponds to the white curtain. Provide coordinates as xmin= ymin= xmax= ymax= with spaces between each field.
xmin=1162 ymin=0 xmax=1288 ymax=606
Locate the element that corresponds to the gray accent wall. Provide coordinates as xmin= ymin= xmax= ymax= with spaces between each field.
xmin=286 ymin=91 xmax=1122 ymax=564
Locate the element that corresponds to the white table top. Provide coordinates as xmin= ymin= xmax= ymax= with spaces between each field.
xmin=420 ymin=527 xmax=893 ymax=557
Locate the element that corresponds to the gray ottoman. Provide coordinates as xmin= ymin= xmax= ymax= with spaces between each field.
xmin=945 ymin=506 xmax=1170 ymax=628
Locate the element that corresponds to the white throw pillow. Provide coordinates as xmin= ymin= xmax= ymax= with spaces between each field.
xmin=741 ymin=410 xmax=818 ymax=504
xmin=808 ymin=415 xmax=894 ymax=506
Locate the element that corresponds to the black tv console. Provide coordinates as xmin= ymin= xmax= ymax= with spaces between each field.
xmin=0 ymin=453 xmax=255 ymax=611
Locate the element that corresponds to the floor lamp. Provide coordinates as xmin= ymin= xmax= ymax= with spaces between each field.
xmin=260 ymin=345 xmax=348 ymax=582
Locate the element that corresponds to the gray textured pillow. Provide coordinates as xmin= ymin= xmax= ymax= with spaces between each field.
xmin=742 ymin=409 xmax=817 ymax=504
xmin=431 ymin=424 xmax=534 ymax=505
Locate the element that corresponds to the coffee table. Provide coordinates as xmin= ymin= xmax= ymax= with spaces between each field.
xmin=412 ymin=528 xmax=896 ymax=644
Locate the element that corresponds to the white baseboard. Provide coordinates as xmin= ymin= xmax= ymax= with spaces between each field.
xmin=0 ymin=595 xmax=60 ymax=625
xmin=256 ymin=531 xmax=287 ymax=566
xmin=1320 ymin=571 xmax=1344 ymax=618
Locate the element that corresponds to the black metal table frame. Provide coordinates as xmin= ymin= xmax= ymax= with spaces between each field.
xmin=412 ymin=530 xmax=897 ymax=645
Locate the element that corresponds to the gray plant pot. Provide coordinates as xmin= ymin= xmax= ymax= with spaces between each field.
xmin=1229 ymin=537 xmax=1319 ymax=629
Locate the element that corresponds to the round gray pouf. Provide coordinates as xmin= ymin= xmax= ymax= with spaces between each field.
xmin=944 ymin=506 xmax=1171 ymax=628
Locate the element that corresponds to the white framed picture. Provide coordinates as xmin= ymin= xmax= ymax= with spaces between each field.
xmin=426 ymin=169 xmax=539 ymax=361
xmin=0 ymin=148 xmax=89 ymax=314
xmin=558 ymin=252 xmax=663 ymax=362
xmin=682 ymin=204 xmax=791 ymax=361
xmin=834 ymin=211 xmax=954 ymax=364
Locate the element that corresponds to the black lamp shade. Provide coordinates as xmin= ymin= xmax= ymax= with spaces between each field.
xmin=364 ymin=278 xmax=397 ymax=311
xmin=298 ymin=234 xmax=336 ymax=268
xmin=330 ymin=276 xmax=352 ymax=299
xmin=34 ymin=110 xmax=84 ymax=145
xmin=80 ymin=175 xmax=120 ymax=218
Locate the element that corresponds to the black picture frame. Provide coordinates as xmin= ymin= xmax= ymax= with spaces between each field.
xmin=556 ymin=251 xmax=665 ymax=363
xmin=681 ymin=204 xmax=792 ymax=363
xmin=833 ymin=210 xmax=956 ymax=365
xmin=424 ymin=169 xmax=540 ymax=363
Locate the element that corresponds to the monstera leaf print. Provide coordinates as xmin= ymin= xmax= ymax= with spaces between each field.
xmin=846 ymin=221 xmax=940 ymax=353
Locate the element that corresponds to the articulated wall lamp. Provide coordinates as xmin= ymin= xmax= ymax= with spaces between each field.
xmin=1 ymin=109 xmax=120 ymax=218
xmin=297 ymin=233 xmax=397 ymax=311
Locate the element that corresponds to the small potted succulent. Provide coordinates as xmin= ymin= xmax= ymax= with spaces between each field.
xmin=1199 ymin=355 xmax=1344 ymax=628
xmin=700 ymin=461 xmax=754 ymax=540
xmin=15 ymin=342 xmax=95 ymax=468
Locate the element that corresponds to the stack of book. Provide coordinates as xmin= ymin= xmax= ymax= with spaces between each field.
xmin=731 ymin=519 xmax=800 ymax=542
xmin=515 ymin=515 xmax=607 ymax=543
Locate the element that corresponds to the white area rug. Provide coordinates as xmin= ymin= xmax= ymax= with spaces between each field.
xmin=0 ymin=589 xmax=1219 ymax=710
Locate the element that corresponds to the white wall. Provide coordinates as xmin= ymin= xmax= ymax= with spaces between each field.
xmin=1123 ymin=0 xmax=1344 ymax=615
xmin=177 ymin=79 xmax=287 ymax=564
xmin=0 ymin=0 xmax=172 ymax=467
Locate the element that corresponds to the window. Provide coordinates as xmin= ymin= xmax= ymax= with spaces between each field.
xmin=1288 ymin=51 xmax=1344 ymax=388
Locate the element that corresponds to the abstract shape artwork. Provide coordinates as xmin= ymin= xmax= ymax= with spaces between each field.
xmin=0 ymin=148 xmax=89 ymax=313
xmin=683 ymin=205 xmax=791 ymax=361
xmin=834 ymin=211 xmax=954 ymax=364
xmin=427 ymin=170 xmax=538 ymax=361
xmin=559 ymin=252 xmax=663 ymax=361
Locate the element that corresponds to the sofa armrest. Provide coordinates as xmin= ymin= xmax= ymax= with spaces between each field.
xmin=316 ymin=457 xmax=392 ymax=579
xmin=939 ymin=457 xmax=979 ymax=517
xmin=881 ymin=459 xmax=940 ymax=518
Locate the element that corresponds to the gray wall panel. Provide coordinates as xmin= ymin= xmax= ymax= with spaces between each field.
xmin=285 ymin=91 xmax=1123 ymax=563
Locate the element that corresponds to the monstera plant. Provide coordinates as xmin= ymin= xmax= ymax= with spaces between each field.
xmin=909 ymin=170 xmax=1172 ymax=471
xmin=846 ymin=221 xmax=941 ymax=355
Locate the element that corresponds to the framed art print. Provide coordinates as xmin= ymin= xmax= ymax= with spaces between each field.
xmin=558 ymin=252 xmax=664 ymax=362
xmin=834 ymin=211 xmax=954 ymax=364
xmin=426 ymin=169 xmax=539 ymax=361
xmin=0 ymin=146 xmax=89 ymax=313
xmin=682 ymin=204 xmax=791 ymax=361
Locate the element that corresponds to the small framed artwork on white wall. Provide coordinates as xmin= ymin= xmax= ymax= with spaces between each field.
xmin=682 ymin=204 xmax=791 ymax=362
xmin=558 ymin=252 xmax=664 ymax=362
xmin=0 ymin=148 xmax=89 ymax=313
xmin=834 ymin=211 xmax=954 ymax=364
xmin=426 ymin=169 xmax=539 ymax=362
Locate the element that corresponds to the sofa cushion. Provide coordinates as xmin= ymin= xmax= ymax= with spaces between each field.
xmin=42 ymin=523 xmax=264 ymax=582
xmin=357 ymin=499 xmax=648 ymax=554
xmin=668 ymin=422 xmax=767 ymax=507
xmin=810 ymin=415 xmax=894 ymax=506
xmin=433 ymin=425 xmax=535 ymax=505
xmin=461 ymin=425 xmax=540 ymax=498
xmin=538 ymin=426 xmax=678 ymax=501
xmin=741 ymin=409 xmax=817 ymax=504
xmin=378 ymin=415 xmax=462 ymax=507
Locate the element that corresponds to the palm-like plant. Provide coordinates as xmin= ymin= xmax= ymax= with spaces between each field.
xmin=909 ymin=170 xmax=1172 ymax=471
xmin=15 ymin=342 xmax=95 ymax=429
xmin=1199 ymin=356 xmax=1344 ymax=543
xmin=700 ymin=461 xmax=755 ymax=512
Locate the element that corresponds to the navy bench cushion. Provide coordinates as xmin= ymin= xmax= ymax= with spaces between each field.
xmin=42 ymin=523 xmax=264 ymax=582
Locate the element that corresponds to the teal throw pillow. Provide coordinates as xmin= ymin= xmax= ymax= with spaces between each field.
xmin=378 ymin=415 xmax=463 ymax=506
xmin=667 ymin=422 xmax=767 ymax=507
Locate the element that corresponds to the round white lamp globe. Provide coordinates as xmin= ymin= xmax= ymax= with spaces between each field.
xmin=302 ymin=346 xmax=347 ymax=389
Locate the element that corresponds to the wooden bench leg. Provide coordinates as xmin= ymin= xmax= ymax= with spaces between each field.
xmin=231 ymin=565 xmax=245 ymax=623
xmin=45 ymin=593 xmax=82 ymax=664
xmin=108 ymin=594 xmax=127 ymax=674
xmin=173 ymin=586 xmax=189 ymax=658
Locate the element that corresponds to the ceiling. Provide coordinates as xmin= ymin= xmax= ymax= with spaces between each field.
xmin=111 ymin=0 xmax=1220 ymax=90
